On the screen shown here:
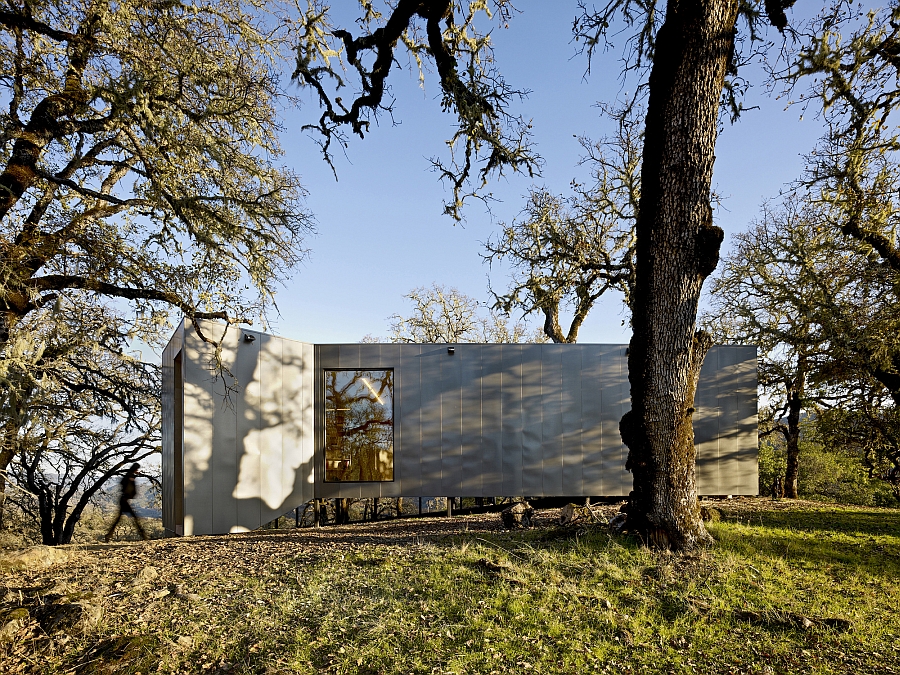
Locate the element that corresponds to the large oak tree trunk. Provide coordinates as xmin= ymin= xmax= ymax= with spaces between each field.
xmin=620 ymin=0 xmax=738 ymax=551
xmin=784 ymin=389 xmax=803 ymax=499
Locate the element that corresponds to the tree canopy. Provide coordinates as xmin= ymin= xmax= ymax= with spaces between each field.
xmin=0 ymin=0 xmax=312 ymax=342
xmin=0 ymin=0 xmax=313 ymax=521
xmin=708 ymin=192 xmax=900 ymax=499
xmin=484 ymin=105 xmax=639 ymax=343
xmin=292 ymin=0 xmax=539 ymax=220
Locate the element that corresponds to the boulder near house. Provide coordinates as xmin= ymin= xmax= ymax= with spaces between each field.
xmin=161 ymin=320 xmax=758 ymax=536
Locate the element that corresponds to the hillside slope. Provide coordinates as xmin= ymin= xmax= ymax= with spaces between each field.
xmin=1 ymin=500 xmax=898 ymax=674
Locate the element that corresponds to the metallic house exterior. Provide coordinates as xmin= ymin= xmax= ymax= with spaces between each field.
xmin=162 ymin=320 xmax=758 ymax=536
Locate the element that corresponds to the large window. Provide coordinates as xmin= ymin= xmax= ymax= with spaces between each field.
xmin=324 ymin=369 xmax=394 ymax=482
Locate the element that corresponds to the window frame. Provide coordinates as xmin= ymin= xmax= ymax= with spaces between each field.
xmin=323 ymin=367 xmax=395 ymax=483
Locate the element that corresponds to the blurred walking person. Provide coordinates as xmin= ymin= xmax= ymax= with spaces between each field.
xmin=105 ymin=464 xmax=148 ymax=541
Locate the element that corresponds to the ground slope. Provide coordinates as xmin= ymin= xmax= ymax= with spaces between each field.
xmin=1 ymin=500 xmax=898 ymax=674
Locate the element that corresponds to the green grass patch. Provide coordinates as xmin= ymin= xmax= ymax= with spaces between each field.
xmin=3 ymin=505 xmax=899 ymax=674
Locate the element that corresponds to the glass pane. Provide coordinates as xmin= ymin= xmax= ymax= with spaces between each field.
xmin=325 ymin=370 xmax=394 ymax=482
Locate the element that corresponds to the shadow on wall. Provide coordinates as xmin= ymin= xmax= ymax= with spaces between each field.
xmin=179 ymin=324 xmax=315 ymax=536
xmin=172 ymin=327 xmax=758 ymax=536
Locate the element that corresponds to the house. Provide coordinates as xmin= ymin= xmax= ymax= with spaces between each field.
xmin=162 ymin=320 xmax=758 ymax=536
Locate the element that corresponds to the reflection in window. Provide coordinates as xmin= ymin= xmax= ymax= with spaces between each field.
xmin=325 ymin=370 xmax=394 ymax=482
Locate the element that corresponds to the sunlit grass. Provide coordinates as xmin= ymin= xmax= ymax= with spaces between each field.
xmin=7 ymin=505 xmax=897 ymax=674
xmin=94 ymin=508 xmax=898 ymax=674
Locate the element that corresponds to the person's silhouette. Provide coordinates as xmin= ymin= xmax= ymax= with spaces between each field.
xmin=105 ymin=464 xmax=148 ymax=542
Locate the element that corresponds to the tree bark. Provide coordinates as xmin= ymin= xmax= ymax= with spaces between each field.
xmin=784 ymin=388 xmax=803 ymax=499
xmin=620 ymin=0 xmax=737 ymax=551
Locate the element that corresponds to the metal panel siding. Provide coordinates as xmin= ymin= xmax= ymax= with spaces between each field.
xmin=734 ymin=347 xmax=759 ymax=494
xmin=695 ymin=348 xmax=721 ymax=494
xmin=541 ymin=345 xmax=564 ymax=496
xmin=398 ymin=345 xmax=422 ymax=496
xmin=459 ymin=348 xmax=483 ymax=495
xmin=501 ymin=346 xmax=524 ymax=496
xmin=560 ymin=347 xmax=583 ymax=495
xmin=600 ymin=346 xmax=631 ymax=495
xmin=258 ymin=335 xmax=283 ymax=524
xmin=358 ymin=344 xmax=384 ymax=369
xmin=719 ymin=346 xmax=758 ymax=494
xmin=419 ymin=348 xmax=443 ymax=495
xmin=612 ymin=347 xmax=633 ymax=494
xmin=520 ymin=345 xmax=544 ymax=496
xmin=210 ymin=327 xmax=240 ymax=535
xmin=338 ymin=344 xmax=361 ymax=369
xmin=521 ymin=345 xmax=544 ymax=495
xmin=582 ymin=346 xmax=606 ymax=494
xmin=281 ymin=338 xmax=314 ymax=509
xmin=182 ymin=324 xmax=217 ymax=536
xmin=441 ymin=351 xmax=463 ymax=496
xmin=234 ymin=333 xmax=261 ymax=531
xmin=304 ymin=343 xmax=317 ymax=501
xmin=317 ymin=345 xmax=341 ymax=365
xmin=480 ymin=348 xmax=504 ymax=495
xmin=716 ymin=346 xmax=742 ymax=495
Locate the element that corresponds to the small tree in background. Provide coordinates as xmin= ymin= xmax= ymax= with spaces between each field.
xmin=484 ymin=105 xmax=639 ymax=343
xmin=705 ymin=198 xmax=836 ymax=498
xmin=707 ymin=193 xmax=900 ymax=499
xmin=388 ymin=284 xmax=544 ymax=344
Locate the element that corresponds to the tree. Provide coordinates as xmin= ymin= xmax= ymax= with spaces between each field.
xmin=3 ymin=301 xmax=158 ymax=544
xmin=758 ymin=2 xmax=900 ymax=467
xmin=293 ymin=0 xmax=538 ymax=221
xmin=388 ymin=284 xmax=542 ymax=343
xmin=707 ymin=191 xmax=900 ymax=499
xmin=0 ymin=0 xmax=312 ymax=496
xmin=783 ymin=2 xmax=900 ymax=275
xmin=576 ymin=0 xmax=781 ymax=549
xmin=817 ymin=394 xmax=900 ymax=500
xmin=484 ymin=106 xmax=639 ymax=343
xmin=294 ymin=0 xmax=800 ymax=549
xmin=706 ymin=198 xmax=843 ymax=498
xmin=778 ymin=2 xmax=900 ymax=403
xmin=0 ymin=0 xmax=311 ymax=336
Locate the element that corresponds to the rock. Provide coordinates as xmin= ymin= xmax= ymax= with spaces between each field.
xmin=700 ymin=506 xmax=722 ymax=523
xmin=0 ymin=608 xmax=29 ymax=641
xmin=77 ymin=600 xmax=104 ymax=631
xmin=0 ymin=545 xmax=69 ymax=571
xmin=559 ymin=503 xmax=592 ymax=526
xmin=608 ymin=513 xmax=628 ymax=534
xmin=132 ymin=565 xmax=159 ymax=587
xmin=501 ymin=502 xmax=534 ymax=529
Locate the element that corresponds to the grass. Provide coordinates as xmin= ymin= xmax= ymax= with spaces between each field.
xmin=2 ymin=503 xmax=899 ymax=674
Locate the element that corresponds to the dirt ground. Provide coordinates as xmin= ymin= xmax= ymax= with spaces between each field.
xmin=0 ymin=497 xmax=830 ymax=597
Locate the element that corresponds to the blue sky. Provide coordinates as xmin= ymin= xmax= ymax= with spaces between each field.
xmin=267 ymin=2 xmax=822 ymax=345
